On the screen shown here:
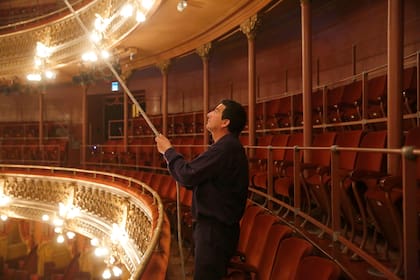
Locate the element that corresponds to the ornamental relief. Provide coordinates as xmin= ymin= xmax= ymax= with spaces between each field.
xmin=1 ymin=174 xmax=153 ymax=263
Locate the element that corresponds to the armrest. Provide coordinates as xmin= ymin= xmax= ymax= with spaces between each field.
xmin=228 ymin=261 xmax=258 ymax=273
xmin=378 ymin=175 xmax=402 ymax=192
xmin=300 ymin=163 xmax=330 ymax=175
xmin=349 ymin=169 xmax=387 ymax=181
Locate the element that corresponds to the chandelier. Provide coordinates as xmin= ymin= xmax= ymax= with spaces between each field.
xmin=0 ymin=0 xmax=161 ymax=83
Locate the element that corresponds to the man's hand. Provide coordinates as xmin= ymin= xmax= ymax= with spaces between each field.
xmin=155 ymin=134 xmax=173 ymax=154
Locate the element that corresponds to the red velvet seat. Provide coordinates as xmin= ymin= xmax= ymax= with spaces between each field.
xmin=271 ymin=237 xmax=314 ymax=280
xmin=228 ymin=214 xmax=279 ymax=276
xmin=252 ymin=133 xmax=290 ymax=191
xmin=364 ymin=126 xmax=420 ymax=275
xmin=366 ymin=74 xmax=387 ymax=119
xmin=305 ymin=130 xmax=363 ymax=232
xmin=326 ymin=86 xmax=345 ymax=124
xmin=340 ymin=80 xmax=362 ymax=122
xmin=339 ymin=130 xmax=387 ymax=254
xmin=236 ymin=204 xmax=265 ymax=255
xmin=227 ymin=222 xmax=292 ymax=280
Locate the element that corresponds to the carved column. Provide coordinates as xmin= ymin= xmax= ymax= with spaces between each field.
xmin=301 ymin=0 xmax=313 ymax=163
xmin=387 ymin=0 xmax=403 ymax=176
xmin=157 ymin=61 xmax=170 ymax=136
xmin=241 ymin=15 xmax=259 ymax=147
xmin=196 ymin=43 xmax=212 ymax=146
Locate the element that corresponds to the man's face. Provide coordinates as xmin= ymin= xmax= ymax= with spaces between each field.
xmin=206 ymin=103 xmax=228 ymax=132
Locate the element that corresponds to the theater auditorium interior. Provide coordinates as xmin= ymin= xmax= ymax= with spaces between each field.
xmin=0 ymin=0 xmax=419 ymax=279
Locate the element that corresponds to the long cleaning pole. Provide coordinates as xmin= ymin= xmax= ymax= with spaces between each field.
xmin=63 ymin=2 xmax=186 ymax=279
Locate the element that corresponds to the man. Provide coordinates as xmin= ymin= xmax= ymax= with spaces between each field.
xmin=155 ymin=99 xmax=249 ymax=280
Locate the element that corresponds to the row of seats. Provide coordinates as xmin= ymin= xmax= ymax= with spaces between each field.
xmin=131 ymin=112 xmax=204 ymax=136
xmin=248 ymin=127 xmax=420 ymax=276
xmin=120 ymin=169 xmax=342 ymax=280
xmin=111 ymin=66 xmax=417 ymax=137
xmin=0 ymin=242 xmax=89 ymax=280
xmin=87 ymin=136 xmax=206 ymax=168
xmin=226 ymin=203 xmax=341 ymax=280
xmin=0 ymin=122 xmax=69 ymax=139
xmin=0 ymin=139 xmax=68 ymax=165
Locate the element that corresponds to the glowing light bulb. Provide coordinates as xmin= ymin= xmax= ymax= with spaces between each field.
xmin=66 ymin=231 xmax=76 ymax=239
xmin=57 ymin=234 xmax=65 ymax=243
xmin=91 ymin=238 xmax=99 ymax=247
xmin=102 ymin=268 xmax=111 ymax=279
xmin=177 ymin=0 xmax=187 ymax=12
xmin=141 ymin=0 xmax=154 ymax=10
xmin=112 ymin=266 xmax=123 ymax=276
xmin=120 ymin=4 xmax=134 ymax=17
xmin=136 ymin=11 xmax=146 ymax=22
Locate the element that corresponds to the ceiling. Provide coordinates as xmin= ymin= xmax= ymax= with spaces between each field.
xmin=0 ymin=0 xmax=273 ymax=86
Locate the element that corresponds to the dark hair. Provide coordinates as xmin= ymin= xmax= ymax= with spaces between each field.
xmin=221 ymin=99 xmax=247 ymax=136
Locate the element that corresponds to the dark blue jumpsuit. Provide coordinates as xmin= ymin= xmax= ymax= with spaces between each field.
xmin=164 ymin=133 xmax=249 ymax=280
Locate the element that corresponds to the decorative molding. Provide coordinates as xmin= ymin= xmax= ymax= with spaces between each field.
xmin=1 ymin=173 xmax=156 ymax=276
xmin=156 ymin=59 xmax=171 ymax=75
xmin=196 ymin=42 xmax=212 ymax=60
xmin=240 ymin=14 xmax=261 ymax=40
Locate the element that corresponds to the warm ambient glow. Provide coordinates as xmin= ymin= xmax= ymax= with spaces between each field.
xmin=27 ymin=41 xmax=56 ymax=82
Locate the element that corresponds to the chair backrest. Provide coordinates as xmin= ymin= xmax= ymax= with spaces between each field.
xmin=327 ymin=86 xmax=344 ymax=108
xmin=271 ymin=134 xmax=290 ymax=161
xmin=284 ymin=133 xmax=303 ymax=162
xmin=242 ymin=214 xmax=280 ymax=268
xmin=295 ymin=256 xmax=341 ymax=280
xmin=355 ymin=130 xmax=387 ymax=172
xmin=254 ymin=135 xmax=274 ymax=160
xmin=367 ymin=75 xmax=387 ymax=101
xmin=404 ymin=126 xmax=420 ymax=178
xmin=258 ymin=224 xmax=293 ymax=280
xmin=309 ymin=132 xmax=337 ymax=167
xmin=403 ymin=67 xmax=417 ymax=91
xmin=335 ymin=130 xmax=363 ymax=170
xmin=270 ymin=237 xmax=313 ymax=280
xmin=237 ymin=205 xmax=265 ymax=254
xmin=342 ymin=80 xmax=362 ymax=104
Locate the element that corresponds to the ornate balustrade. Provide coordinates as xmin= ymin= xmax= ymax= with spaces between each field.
xmin=0 ymin=164 xmax=164 ymax=279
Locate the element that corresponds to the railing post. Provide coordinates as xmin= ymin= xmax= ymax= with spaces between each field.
xmin=401 ymin=146 xmax=418 ymax=279
xmin=330 ymin=145 xmax=341 ymax=242
xmin=293 ymin=145 xmax=301 ymax=222
xmin=267 ymin=145 xmax=273 ymax=210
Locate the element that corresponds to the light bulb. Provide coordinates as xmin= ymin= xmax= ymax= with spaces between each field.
xmin=90 ymin=238 xmax=99 ymax=247
xmin=57 ymin=234 xmax=65 ymax=243
xmin=102 ymin=268 xmax=111 ymax=279
xmin=141 ymin=0 xmax=154 ymax=10
xmin=177 ymin=0 xmax=187 ymax=12
xmin=112 ymin=266 xmax=123 ymax=276
xmin=0 ymin=215 xmax=8 ymax=221
xmin=120 ymin=4 xmax=134 ymax=17
xmin=66 ymin=231 xmax=76 ymax=239
xmin=136 ymin=11 xmax=146 ymax=22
